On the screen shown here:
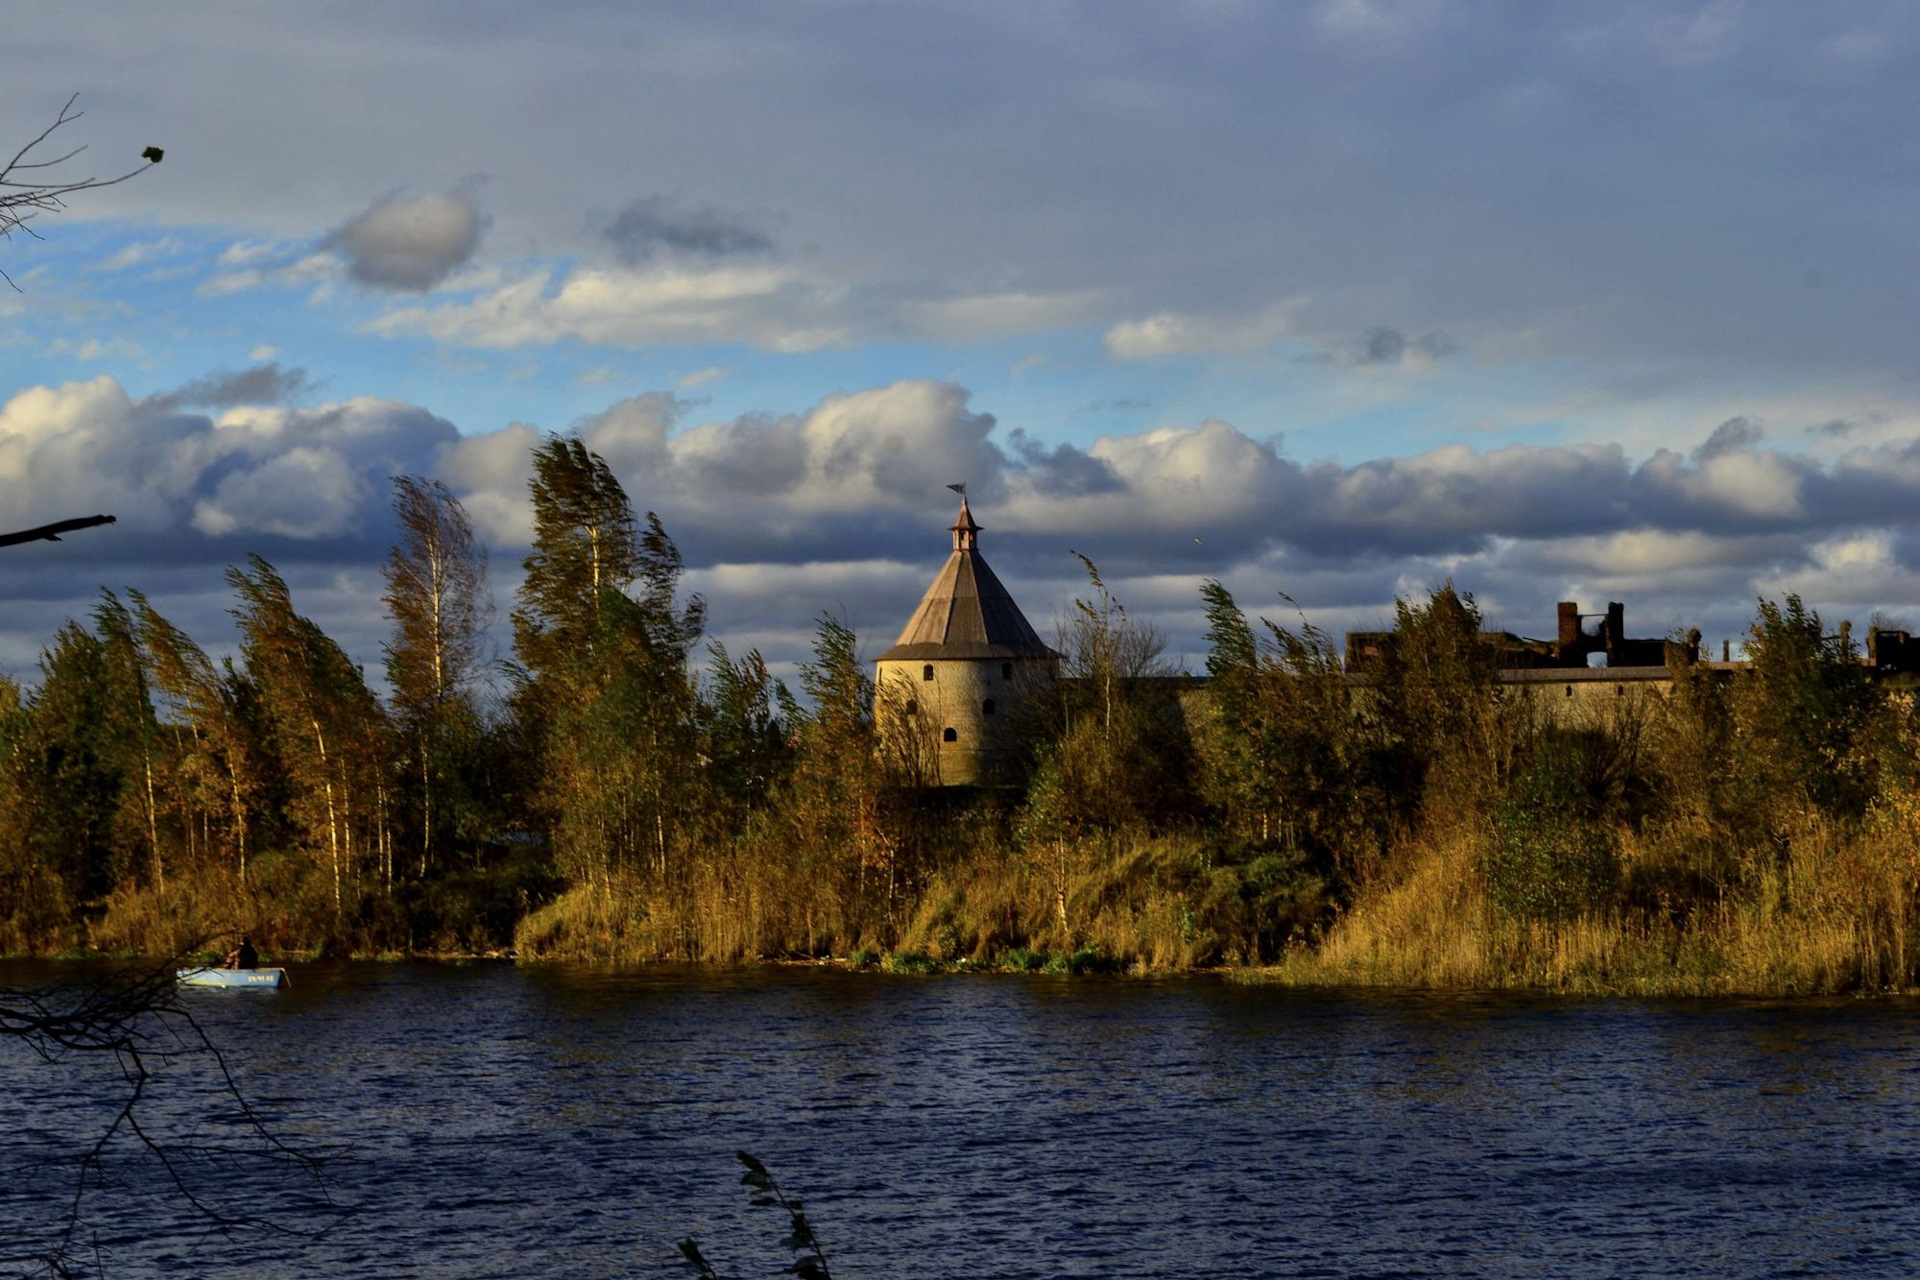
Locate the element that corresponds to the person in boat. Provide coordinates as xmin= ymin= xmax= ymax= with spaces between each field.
xmin=222 ymin=936 xmax=259 ymax=970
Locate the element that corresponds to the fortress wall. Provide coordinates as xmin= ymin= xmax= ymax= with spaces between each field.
xmin=876 ymin=656 xmax=1055 ymax=786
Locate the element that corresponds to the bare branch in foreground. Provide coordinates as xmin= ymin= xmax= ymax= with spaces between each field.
xmin=0 ymin=514 xmax=116 ymax=550
xmin=0 ymin=94 xmax=163 ymax=290
xmin=0 ymin=958 xmax=342 ymax=1277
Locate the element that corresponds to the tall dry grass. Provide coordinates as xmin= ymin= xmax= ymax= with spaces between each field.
xmin=1245 ymin=813 xmax=1920 ymax=996
xmin=512 ymin=832 xmax=1258 ymax=971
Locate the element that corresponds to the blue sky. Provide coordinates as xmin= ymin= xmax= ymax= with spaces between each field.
xmin=6 ymin=1 xmax=1920 ymax=688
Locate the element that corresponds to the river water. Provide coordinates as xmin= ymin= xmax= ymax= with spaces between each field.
xmin=4 ymin=963 xmax=1920 ymax=1277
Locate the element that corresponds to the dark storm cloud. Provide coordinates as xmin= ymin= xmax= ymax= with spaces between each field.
xmin=326 ymin=190 xmax=487 ymax=291
xmin=601 ymin=197 xmax=773 ymax=264
xmin=151 ymin=362 xmax=314 ymax=411
xmin=1355 ymin=327 xmax=1455 ymax=366
xmin=19 ymin=4 xmax=1920 ymax=388
xmin=1003 ymin=429 xmax=1124 ymax=498
xmin=1806 ymin=413 xmax=1887 ymax=439
xmin=1696 ymin=415 xmax=1764 ymax=459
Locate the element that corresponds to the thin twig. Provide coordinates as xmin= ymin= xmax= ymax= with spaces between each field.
xmin=0 ymin=94 xmax=161 ymax=291
xmin=0 ymin=955 xmax=344 ymax=1275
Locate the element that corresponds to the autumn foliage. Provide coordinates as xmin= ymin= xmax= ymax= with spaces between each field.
xmin=4 ymin=441 xmax=1920 ymax=994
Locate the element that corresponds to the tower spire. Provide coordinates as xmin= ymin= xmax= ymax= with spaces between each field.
xmin=950 ymin=490 xmax=980 ymax=551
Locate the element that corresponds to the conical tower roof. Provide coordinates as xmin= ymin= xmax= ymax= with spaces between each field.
xmin=876 ymin=496 xmax=1057 ymax=661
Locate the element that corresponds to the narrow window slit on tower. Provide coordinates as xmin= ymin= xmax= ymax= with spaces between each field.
xmin=983 ymin=699 xmax=996 ymax=716
xmin=943 ymin=726 xmax=957 ymax=742
xmin=922 ymin=664 xmax=934 ymax=682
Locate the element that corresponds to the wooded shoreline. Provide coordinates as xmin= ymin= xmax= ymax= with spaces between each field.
xmin=5 ymin=437 xmax=1920 ymax=997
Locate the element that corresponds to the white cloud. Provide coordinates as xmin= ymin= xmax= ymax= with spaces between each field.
xmin=0 ymin=376 xmax=457 ymax=544
xmin=198 ymin=270 xmax=267 ymax=298
xmin=676 ymin=365 xmax=727 ymax=391
xmin=217 ymin=241 xmax=277 ymax=268
xmin=93 ymin=237 xmax=184 ymax=273
xmin=1102 ymin=303 xmax=1302 ymax=359
xmin=369 ymin=264 xmax=850 ymax=352
xmin=48 ymin=337 xmax=143 ymax=362
xmin=12 ymin=369 xmax=1920 ymax=689
xmin=906 ymin=289 xmax=1106 ymax=341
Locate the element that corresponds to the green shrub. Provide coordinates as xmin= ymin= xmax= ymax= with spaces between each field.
xmin=1003 ymin=946 xmax=1047 ymax=972
xmin=881 ymin=948 xmax=937 ymax=974
xmin=846 ymin=945 xmax=878 ymax=968
xmin=1042 ymin=946 xmax=1112 ymax=975
xmin=1485 ymin=744 xmax=1618 ymax=923
xmin=1196 ymin=848 xmax=1332 ymax=963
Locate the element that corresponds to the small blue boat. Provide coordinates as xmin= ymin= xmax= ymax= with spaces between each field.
xmin=176 ymin=966 xmax=289 ymax=989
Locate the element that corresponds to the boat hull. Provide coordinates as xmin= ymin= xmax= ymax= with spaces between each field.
xmin=176 ymin=966 xmax=288 ymax=989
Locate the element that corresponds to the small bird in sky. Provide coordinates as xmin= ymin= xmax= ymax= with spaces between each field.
xmin=141 ymin=146 xmax=164 ymax=163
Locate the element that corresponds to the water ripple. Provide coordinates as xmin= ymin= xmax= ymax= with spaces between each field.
xmin=6 ymin=965 xmax=1920 ymax=1276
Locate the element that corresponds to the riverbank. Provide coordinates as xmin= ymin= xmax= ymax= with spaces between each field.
xmin=10 ymin=813 xmax=1920 ymax=998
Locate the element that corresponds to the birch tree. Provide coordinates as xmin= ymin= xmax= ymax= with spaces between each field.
xmin=129 ymin=590 xmax=259 ymax=886
xmin=382 ymin=476 xmax=489 ymax=878
xmin=512 ymin=435 xmax=704 ymax=896
xmin=229 ymin=556 xmax=390 ymax=917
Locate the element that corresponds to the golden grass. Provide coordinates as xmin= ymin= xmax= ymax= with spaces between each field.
xmin=512 ymin=834 xmax=1217 ymax=970
xmin=35 ymin=802 xmax=1920 ymax=998
xmin=1242 ymin=817 xmax=1920 ymax=997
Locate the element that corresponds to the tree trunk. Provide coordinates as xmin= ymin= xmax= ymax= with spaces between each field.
xmin=312 ymin=718 xmax=340 ymax=917
xmin=143 ymin=755 xmax=163 ymax=896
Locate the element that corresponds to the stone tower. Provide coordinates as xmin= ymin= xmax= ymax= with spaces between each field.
xmin=874 ymin=495 xmax=1058 ymax=785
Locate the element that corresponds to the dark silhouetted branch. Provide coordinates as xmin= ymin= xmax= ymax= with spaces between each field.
xmin=0 ymin=94 xmax=163 ymax=290
xmin=1 ymin=958 xmax=341 ymax=1276
xmin=0 ymin=514 xmax=116 ymax=549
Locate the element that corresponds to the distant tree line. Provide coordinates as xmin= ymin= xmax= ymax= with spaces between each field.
xmin=3 ymin=435 xmax=1919 ymax=992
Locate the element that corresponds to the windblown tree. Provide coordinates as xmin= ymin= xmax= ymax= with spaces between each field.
xmin=1196 ymin=580 xmax=1375 ymax=879
xmin=1728 ymin=594 xmax=1878 ymax=840
xmin=91 ymin=591 xmax=166 ymax=895
xmin=1370 ymin=582 xmax=1507 ymax=826
xmin=0 ymin=621 xmax=122 ymax=932
xmin=1030 ymin=554 xmax=1180 ymax=831
xmin=698 ymin=641 xmax=790 ymax=831
xmin=130 ymin=589 xmax=260 ymax=886
xmin=0 ymin=597 xmax=172 ymax=938
xmin=780 ymin=615 xmax=897 ymax=938
xmin=513 ymin=436 xmax=642 ymax=681
xmin=229 ymin=556 xmax=391 ymax=918
xmin=512 ymin=435 xmax=705 ymax=900
xmin=1021 ymin=555 xmax=1185 ymax=934
xmin=382 ymin=476 xmax=490 ymax=879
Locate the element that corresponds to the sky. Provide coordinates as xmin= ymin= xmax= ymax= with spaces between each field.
xmin=5 ymin=0 xmax=1920 ymax=692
